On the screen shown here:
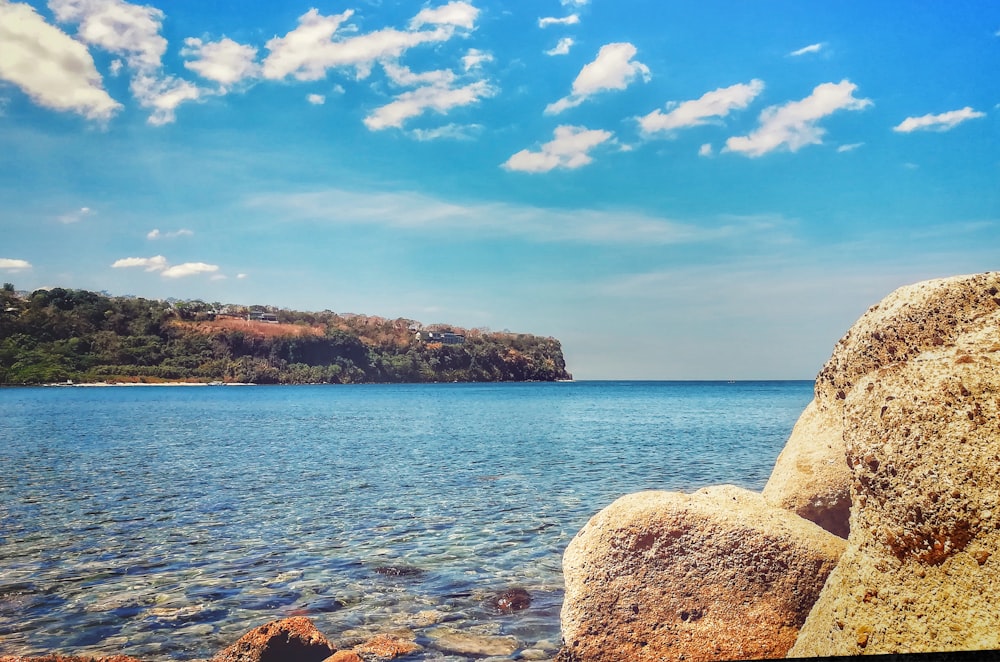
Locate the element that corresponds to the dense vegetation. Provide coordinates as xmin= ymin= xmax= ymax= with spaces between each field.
xmin=0 ymin=284 xmax=571 ymax=385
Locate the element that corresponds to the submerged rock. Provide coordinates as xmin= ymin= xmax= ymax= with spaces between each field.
xmin=559 ymin=485 xmax=844 ymax=662
xmin=490 ymin=587 xmax=531 ymax=613
xmin=426 ymin=626 xmax=519 ymax=657
xmin=371 ymin=565 xmax=424 ymax=578
xmin=351 ymin=633 xmax=420 ymax=659
xmin=209 ymin=616 xmax=335 ymax=662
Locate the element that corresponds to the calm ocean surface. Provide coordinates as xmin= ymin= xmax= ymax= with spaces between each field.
xmin=0 ymin=381 xmax=813 ymax=660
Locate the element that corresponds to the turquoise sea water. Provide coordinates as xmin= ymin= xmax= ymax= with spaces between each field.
xmin=0 ymin=381 xmax=813 ymax=660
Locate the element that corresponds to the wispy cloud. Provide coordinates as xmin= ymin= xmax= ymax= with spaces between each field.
xmin=837 ymin=142 xmax=864 ymax=153
xmin=58 ymin=207 xmax=96 ymax=224
xmin=892 ymin=107 xmax=986 ymax=133
xmin=111 ymin=255 xmax=218 ymax=278
xmin=364 ymin=75 xmax=494 ymax=131
xmin=546 ymin=43 xmax=650 ymax=114
xmin=502 ymin=125 xmax=613 ymax=173
xmin=411 ymin=123 xmax=483 ymax=141
xmin=262 ymin=4 xmax=478 ymax=82
xmin=0 ymin=258 xmax=33 ymax=272
xmin=639 ymin=79 xmax=764 ymax=135
xmin=112 ymin=255 xmax=169 ymax=272
xmin=790 ymin=43 xmax=824 ymax=57
xmin=0 ymin=2 xmax=121 ymax=121
xmin=698 ymin=143 xmax=713 ymax=157
xmin=307 ymin=93 xmax=326 ymax=105
xmin=246 ymin=188 xmax=779 ymax=247
xmin=725 ymin=80 xmax=872 ymax=157
xmin=546 ymin=37 xmax=574 ymax=56
xmin=538 ymin=15 xmax=580 ymax=28
xmin=147 ymin=228 xmax=193 ymax=240
xmin=161 ymin=262 xmax=219 ymax=279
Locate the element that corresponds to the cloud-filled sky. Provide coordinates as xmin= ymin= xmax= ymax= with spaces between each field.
xmin=1 ymin=0 xmax=997 ymax=379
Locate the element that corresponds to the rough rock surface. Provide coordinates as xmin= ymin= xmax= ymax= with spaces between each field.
xmin=210 ymin=616 xmax=336 ymax=662
xmin=0 ymin=657 xmax=144 ymax=662
xmin=764 ymin=272 xmax=1000 ymax=538
xmin=763 ymin=399 xmax=852 ymax=538
xmin=791 ymin=333 xmax=1000 ymax=655
xmin=558 ymin=485 xmax=844 ymax=662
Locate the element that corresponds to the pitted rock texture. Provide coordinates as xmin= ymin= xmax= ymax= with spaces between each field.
xmin=209 ymin=616 xmax=335 ymax=662
xmin=764 ymin=272 xmax=1000 ymax=538
xmin=791 ymin=339 xmax=1000 ymax=656
xmin=558 ymin=485 xmax=844 ymax=662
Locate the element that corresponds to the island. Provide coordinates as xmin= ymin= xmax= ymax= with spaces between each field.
xmin=0 ymin=285 xmax=572 ymax=385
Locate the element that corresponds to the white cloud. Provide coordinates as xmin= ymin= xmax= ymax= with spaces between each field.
xmin=639 ymin=79 xmax=764 ymax=135
xmin=262 ymin=5 xmax=476 ymax=82
xmin=50 ymin=0 xmax=206 ymax=125
xmin=546 ymin=42 xmax=650 ymax=114
xmin=411 ymin=123 xmax=482 ymax=141
xmin=111 ymin=255 xmax=218 ymax=278
xmin=410 ymin=1 xmax=478 ymax=29
xmin=892 ymin=107 xmax=986 ymax=133
xmin=0 ymin=258 xmax=33 ymax=271
xmin=57 ymin=206 xmax=96 ymax=224
xmin=109 ymin=58 xmax=124 ymax=76
xmin=0 ymin=2 xmax=120 ymax=121
xmin=546 ymin=37 xmax=574 ymax=56
xmin=837 ymin=142 xmax=864 ymax=153
xmin=50 ymin=0 xmax=167 ymax=70
xmin=182 ymin=37 xmax=259 ymax=87
xmin=111 ymin=255 xmax=168 ymax=271
xmin=790 ymin=43 xmax=824 ymax=56
xmin=724 ymin=80 xmax=872 ymax=157
xmin=161 ymin=262 xmax=220 ymax=279
xmin=130 ymin=73 xmax=202 ymax=125
xmin=561 ymin=0 xmax=589 ymax=5
xmin=698 ymin=143 xmax=713 ymax=157
xmin=364 ymin=78 xmax=494 ymax=130
xmin=236 ymin=273 xmax=248 ymax=279
xmin=539 ymin=15 xmax=580 ymax=28
xmin=307 ymin=93 xmax=326 ymax=105
xmin=462 ymin=48 xmax=492 ymax=71
xmin=502 ymin=125 xmax=613 ymax=173
xmin=147 ymin=228 xmax=193 ymax=239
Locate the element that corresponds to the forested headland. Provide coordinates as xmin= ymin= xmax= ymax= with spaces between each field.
xmin=0 ymin=284 xmax=572 ymax=385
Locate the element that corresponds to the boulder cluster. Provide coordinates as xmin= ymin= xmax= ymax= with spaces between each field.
xmin=559 ymin=272 xmax=1000 ymax=660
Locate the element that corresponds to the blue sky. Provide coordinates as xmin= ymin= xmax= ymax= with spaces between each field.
xmin=1 ymin=0 xmax=997 ymax=379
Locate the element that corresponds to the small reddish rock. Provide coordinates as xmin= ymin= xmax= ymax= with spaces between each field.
xmin=210 ymin=616 xmax=335 ymax=662
xmin=321 ymin=653 xmax=361 ymax=662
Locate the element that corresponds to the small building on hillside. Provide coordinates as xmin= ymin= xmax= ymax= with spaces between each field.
xmin=416 ymin=331 xmax=466 ymax=345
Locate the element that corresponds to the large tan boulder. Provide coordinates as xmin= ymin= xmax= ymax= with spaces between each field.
xmin=791 ymin=313 xmax=1000 ymax=655
xmin=763 ymin=399 xmax=851 ymax=538
xmin=764 ymin=272 xmax=1000 ymax=538
xmin=559 ymin=485 xmax=845 ymax=662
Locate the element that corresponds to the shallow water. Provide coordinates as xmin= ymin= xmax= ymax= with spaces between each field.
xmin=0 ymin=381 xmax=812 ymax=660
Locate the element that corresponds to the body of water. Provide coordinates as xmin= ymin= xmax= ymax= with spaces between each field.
xmin=0 ymin=380 xmax=813 ymax=660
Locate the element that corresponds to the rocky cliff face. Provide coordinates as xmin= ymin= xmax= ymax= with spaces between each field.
xmin=560 ymin=272 xmax=1000 ymax=660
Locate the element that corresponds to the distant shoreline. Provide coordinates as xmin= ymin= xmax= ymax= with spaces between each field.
xmin=42 ymin=381 xmax=256 ymax=387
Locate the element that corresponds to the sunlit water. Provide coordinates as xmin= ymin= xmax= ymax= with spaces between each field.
xmin=0 ymin=381 xmax=812 ymax=660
